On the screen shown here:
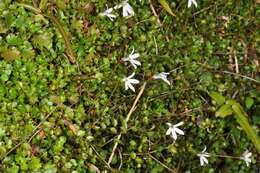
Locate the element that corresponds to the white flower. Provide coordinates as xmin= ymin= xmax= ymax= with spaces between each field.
xmin=166 ymin=122 xmax=184 ymax=140
xmin=123 ymin=73 xmax=139 ymax=92
xmin=99 ymin=7 xmax=116 ymax=21
xmin=121 ymin=0 xmax=135 ymax=17
xmin=197 ymin=146 xmax=210 ymax=166
xmin=153 ymin=72 xmax=170 ymax=85
xmin=113 ymin=0 xmax=134 ymax=17
xmin=188 ymin=0 xmax=198 ymax=8
xmin=240 ymin=150 xmax=252 ymax=167
xmin=122 ymin=48 xmax=141 ymax=69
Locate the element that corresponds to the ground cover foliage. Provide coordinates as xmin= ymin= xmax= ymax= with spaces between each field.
xmin=0 ymin=0 xmax=260 ymax=172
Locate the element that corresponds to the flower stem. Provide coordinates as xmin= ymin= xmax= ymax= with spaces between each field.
xmin=208 ymin=153 xmax=241 ymax=160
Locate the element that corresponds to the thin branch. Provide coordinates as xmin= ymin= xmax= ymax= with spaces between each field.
xmin=28 ymin=128 xmax=42 ymax=143
xmin=18 ymin=3 xmax=76 ymax=64
xmin=125 ymin=82 xmax=147 ymax=125
xmin=118 ymin=149 xmax=123 ymax=170
xmin=107 ymin=134 xmax=122 ymax=166
xmin=223 ymin=70 xmax=260 ymax=84
xmin=149 ymin=0 xmax=169 ymax=42
xmin=148 ymin=154 xmax=177 ymax=173
xmin=234 ymin=52 xmax=239 ymax=73
xmin=0 ymin=142 xmax=22 ymax=161
xmin=47 ymin=11 xmax=76 ymax=63
xmin=198 ymin=63 xmax=260 ymax=84
xmin=210 ymin=154 xmax=241 ymax=159
xmin=0 ymin=108 xmax=56 ymax=161
xmin=193 ymin=4 xmax=215 ymax=16
xmin=107 ymin=82 xmax=147 ymax=166
xmin=89 ymin=144 xmax=112 ymax=171
xmin=153 ymin=36 xmax=158 ymax=55
xmin=149 ymin=0 xmax=162 ymax=27
xmin=32 ymin=108 xmax=57 ymax=132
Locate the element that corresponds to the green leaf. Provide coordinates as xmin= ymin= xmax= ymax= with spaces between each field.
xmin=216 ymin=104 xmax=233 ymax=118
xmin=6 ymin=34 xmax=23 ymax=46
xmin=225 ymin=99 xmax=237 ymax=106
xmin=159 ymin=0 xmax=176 ymax=17
xmin=245 ymin=97 xmax=254 ymax=109
xmin=53 ymin=136 xmax=67 ymax=154
xmin=209 ymin=92 xmax=226 ymax=106
xmin=7 ymin=165 xmax=19 ymax=173
xmin=29 ymin=157 xmax=42 ymax=170
xmin=231 ymin=102 xmax=260 ymax=154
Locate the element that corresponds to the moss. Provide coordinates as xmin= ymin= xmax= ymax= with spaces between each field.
xmin=0 ymin=0 xmax=259 ymax=172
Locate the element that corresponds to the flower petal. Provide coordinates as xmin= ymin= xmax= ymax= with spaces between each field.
xmin=129 ymin=79 xmax=139 ymax=84
xmin=131 ymin=62 xmax=137 ymax=69
xmin=188 ymin=0 xmax=192 ymax=8
xmin=128 ymin=83 xmax=135 ymax=92
xmin=130 ymin=47 xmax=135 ymax=55
xmin=123 ymin=8 xmax=128 ymax=17
xmin=162 ymin=77 xmax=171 ymax=85
xmin=245 ymin=152 xmax=252 ymax=158
xmin=126 ymin=4 xmax=134 ymax=16
xmin=202 ymin=146 xmax=207 ymax=153
xmin=128 ymin=72 xmax=135 ymax=79
xmin=192 ymin=0 xmax=198 ymax=7
xmin=200 ymin=157 xmax=204 ymax=166
xmin=174 ymin=121 xmax=184 ymax=127
xmin=175 ymin=128 xmax=184 ymax=135
xmin=122 ymin=57 xmax=129 ymax=61
xmin=166 ymin=128 xmax=172 ymax=135
xmin=131 ymin=53 xmax=140 ymax=59
xmin=131 ymin=59 xmax=141 ymax=66
xmin=166 ymin=123 xmax=172 ymax=127
xmin=202 ymin=156 xmax=208 ymax=165
xmin=153 ymin=74 xmax=160 ymax=79
xmin=171 ymin=131 xmax=177 ymax=140
xmin=125 ymin=81 xmax=129 ymax=90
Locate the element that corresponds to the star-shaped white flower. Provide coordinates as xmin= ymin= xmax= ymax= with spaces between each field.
xmin=99 ymin=7 xmax=116 ymax=21
xmin=113 ymin=1 xmax=135 ymax=17
xmin=240 ymin=150 xmax=252 ymax=167
xmin=188 ymin=0 xmax=198 ymax=8
xmin=197 ymin=146 xmax=210 ymax=166
xmin=153 ymin=72 xmax=170 ymax=85
xmin=166 ymin=122 xmax=184 ymax=141
xmin=121 ymin=0 xmax=135 ymax=17
xmin=123 ymin=73 xmax=139 ymax=92
xmin=122 ymin=48 xmax=141 ymax=69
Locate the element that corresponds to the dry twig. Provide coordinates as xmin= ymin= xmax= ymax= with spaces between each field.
xmin=149 ymin=0 xmax=170 ymax=41
xmin=107 ymin=82 xmax=147 ymax=166
xmin=148 ymin=154 xmax=177 ymax=173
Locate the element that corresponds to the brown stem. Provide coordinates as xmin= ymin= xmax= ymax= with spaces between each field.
xmin=107 ymin=82 xmax=147 ymax=166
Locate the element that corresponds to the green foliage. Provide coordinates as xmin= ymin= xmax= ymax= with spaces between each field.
xmin=0 ymin=0 xmax=259 ymax=172
xmin=29 ymin=157 xmax=42 ymax=170
xmin=210 ymin=92 xmax=260 ymax=154
xmin=231 ymin=102 xmax=260 ymax=154
xmin=209 ymin=92 xmax=226 ymax=106
xmin=216 ymin=104 xmax=233 ymax=118
xmin=245 ymin=97 xmax=254 ymax=109
xmin=158 ymin=0 xmax=176 ymax=17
